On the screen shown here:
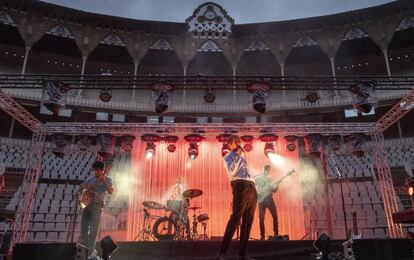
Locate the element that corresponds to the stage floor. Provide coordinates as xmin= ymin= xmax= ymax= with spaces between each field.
xmin=103 ymin=240 xmax=337 ymax=260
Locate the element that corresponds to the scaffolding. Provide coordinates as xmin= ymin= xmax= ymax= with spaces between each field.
xmin=0 ymin=82 xmax=413 ymax=256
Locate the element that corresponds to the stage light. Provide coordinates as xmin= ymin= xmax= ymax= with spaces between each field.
xmin=188 ymin=143 xmax=199 ymax=160
xmin=264 ymin=142 xmax=275 ymax=157
xmin=120 ymin=135 xmax=135 ymax=152
xmin=241 ymin=135 xmax=254 ymax=152
xmin=284 ymin=136 xmax=297 ymax=152
xmin=305 ymin=134 xmax=321 ymax=158
xmin=247 ymin=82 xmax=271 ymax=113
xmin=163 ymin=135 xmax=179 ymax=153
xmin=259 ymin=133 xmax=278 ymax=157
xmin=41 ymin=80 xmax=70 ymax=115
xmin=77 ymin=135 xmax=94 ymax=152
xmin=348 ymin=81 xmax=378 ymax=113
xmin=166 ymin=144 xmax=176 ymax=153
xmin=222 ymin=143 xmax=231 ymax=157
xmin=97 ymin=134 xmax=115 ymax=159
xmin=305 ymin=92 xmax=319 ymax=103
xmin=100 ymin=235 xmax=118 ymax=260
xmin=184 ymin=134 xmax=203 ymax=159
xmin=204 ymin=90 xmax=216 ymax=103
xmin=141 ymin=134 xmax=161 ymax=159
xmin=346 ymin=133 xmax=366 ymax=157
xmin=145 ymin=143 xmax=156 ymax=159
xmin=216 ymin=134 xmax=231 ymax=157
xmin=99 ymin=89 xmax=112 ymax=102
xmin=268 ymin=152 xmax=284 ymax=167
xmin=409 ymin=187 xmax=414 ymax=196
xmin=328 ymin=135 xmax=341 ymax=151
xmin=152 ymin=81 xmax=174 ymax=114
xmin=52 ymin=133 xmax=69 ymax=158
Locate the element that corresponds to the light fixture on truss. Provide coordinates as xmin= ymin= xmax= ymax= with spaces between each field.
xmin=184 ymin=134 xmax=203 ymax=160
xmin=41 ymin=80 xmax=70 ymax=115
xmin=151 ymin=80 xmax=174 ymax=114
xmin=141 ymin=134 xmax=161 ymax=159
xmin=241 ymin=135 xmax=254 ymax=152
xmin=120 ymin=135 xmax=136 ymax=152
xmin=348 ymin=81 xmax=378 ymax=113
xmin=77 ymin=135 xmax=94 ymax=152
xmin=284 ymin=135 xmax=297 ymax=152
xmin=305 ymin=134 xmax=322 ymax=158
xmin=52 ymin=133 xmax=69 ymax=158
xmin=97 ymin=134 xmax=115 ymax=159
xmin=247 ymin=81 xmax=271 ymax=113
xmin=163 ymin=135 xmax=179 ymax=153
xmin=216 ymin=133 xmax=231 ymax=157
xmin=259 ymin=133 xmax=278 ymax=157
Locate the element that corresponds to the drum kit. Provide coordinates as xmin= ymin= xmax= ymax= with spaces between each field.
xmin=135 ymin=189 xmax=210 ymax=241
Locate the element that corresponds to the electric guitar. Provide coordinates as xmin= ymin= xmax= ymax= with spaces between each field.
xmin=256 ymin=169 xmax=295 ymax=203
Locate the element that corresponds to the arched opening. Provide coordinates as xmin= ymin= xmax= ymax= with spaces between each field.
xmin=138 ymin=49 xmax=183 ymax=75
xmin=237 ymin=50 xmax=280 ymax=76
xmin=26 ymin=26 xmax=82 ymax=74
xmin=335 ymin=37 xmax=386 ymax=76
xmin=0 ymin=20 xmax=26 ymax=73
xmin=285 ymin=45 xmax=330 ymax=76
xmin=388 ymin=27 xmax=414 ymax=75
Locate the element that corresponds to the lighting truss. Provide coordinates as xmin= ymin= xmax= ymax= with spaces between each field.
xmin=375 ymin=89 xmax=414 ymax=132
xmin=0 ymin=74 xmax=413 ymax=90
xmin=0 ymin=89 xmax=41 ymax=132
xmin=0 ymin=79 xmax=411 ymax=257
xmin=41 ymin=122 xmax=376 ymax=136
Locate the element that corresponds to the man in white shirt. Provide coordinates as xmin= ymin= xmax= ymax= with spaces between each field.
xmin=218 ymin=135 xmax=257 ymax=260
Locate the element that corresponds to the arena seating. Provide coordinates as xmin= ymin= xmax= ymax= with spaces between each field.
xmin=0 ymin=137 xmax=131 ymax=242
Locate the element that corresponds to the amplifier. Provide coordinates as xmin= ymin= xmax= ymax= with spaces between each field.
xmin=13 ymin=243 xmax=87 ymax=260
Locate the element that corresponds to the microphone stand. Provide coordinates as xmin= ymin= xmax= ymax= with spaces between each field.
xmin=330 ymin=154 xmax=349 ymax=240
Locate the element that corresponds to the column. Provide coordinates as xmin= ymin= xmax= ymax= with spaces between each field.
xmin=132 ymin=62 xmax=139 ymax=101
xmin=21 ymin=46 xmax=31 ymax=74
xmin=329 ymin=57 xmax=339 ymax=97
xmin=182 ymin=64 xmax=187 ymax=103
xmin=232 ymin=65 xmax=237 ymax=104
xmin=382 ymin=49 xmax=391 ymax=77
xmin=280 ymin=63 xmax=285 ymax=100
xmin=78 ymin=56 xmax=88 ymax=97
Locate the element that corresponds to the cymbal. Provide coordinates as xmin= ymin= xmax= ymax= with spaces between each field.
xmin=188 ymin=206 xmax=202 ymax=210
xmin=183 ymin=189 xmax=203 ymax=198
xmin=143 ymin=201 xmax=166 ymax=210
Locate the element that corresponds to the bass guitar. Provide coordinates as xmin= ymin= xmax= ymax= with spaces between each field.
xmin=256 ymin=169 xmax=295 ymax=203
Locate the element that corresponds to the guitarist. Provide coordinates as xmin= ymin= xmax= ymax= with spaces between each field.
xmin=255 ymin=165 xmax=279 ymax=240
xmin=79 ymin=161 xmax=114 ymax=258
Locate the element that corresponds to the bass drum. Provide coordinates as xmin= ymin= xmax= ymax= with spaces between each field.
xmin=152 ymin=216 xmax=177 ymax=241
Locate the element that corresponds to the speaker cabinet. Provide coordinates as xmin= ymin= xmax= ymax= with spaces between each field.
xmin=13 ymin=243 xmax=87 ymax=260
xmin=343 ymin=239 xmax=413 ymax=260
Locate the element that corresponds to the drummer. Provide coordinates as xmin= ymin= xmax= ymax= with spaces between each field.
xmin=169 ymin=178 xmax=190 ymax=237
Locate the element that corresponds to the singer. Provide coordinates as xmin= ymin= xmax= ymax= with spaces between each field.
xmin=218 ymin=135 xmax=257 ymax=260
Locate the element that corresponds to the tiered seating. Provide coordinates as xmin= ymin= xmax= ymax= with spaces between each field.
xmin=0 ymin=137 xmax=131 ymax=242
xmin=305 ymin=137 xmax=414 ymax=239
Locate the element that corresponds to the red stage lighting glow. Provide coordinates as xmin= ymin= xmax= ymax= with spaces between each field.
xmin=243 ymin=143 xmax=253 ymax=152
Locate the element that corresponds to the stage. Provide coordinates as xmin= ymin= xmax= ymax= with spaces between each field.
xmin=13 ymin=239 xmax=414 ymax=260
xmin=14 ymin=240 xmax=345 ymax=260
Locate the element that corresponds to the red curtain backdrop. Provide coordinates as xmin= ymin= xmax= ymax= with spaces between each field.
xmin=127 ymin=138 xmax=305 ymax=240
